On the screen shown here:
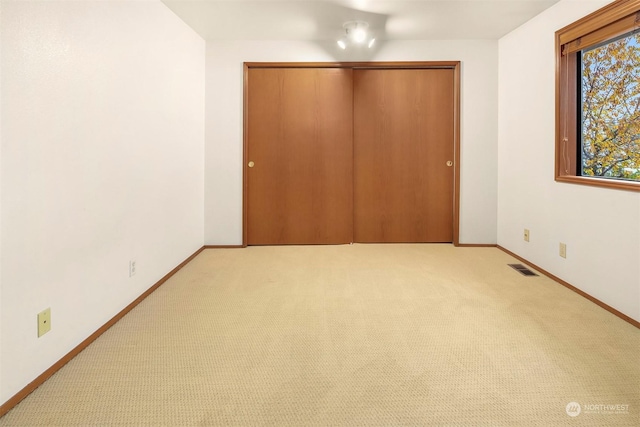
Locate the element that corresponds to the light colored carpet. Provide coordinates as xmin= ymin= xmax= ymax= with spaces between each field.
xmin=0 ymin=245 xmax=638 ymax=426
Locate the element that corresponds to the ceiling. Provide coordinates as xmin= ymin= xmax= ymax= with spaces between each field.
xmin=161 ymin=0 xmax=560 ymax=41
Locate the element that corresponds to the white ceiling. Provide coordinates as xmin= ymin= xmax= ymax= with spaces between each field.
xmin=161 ymin=0 xmax=560 ymax=41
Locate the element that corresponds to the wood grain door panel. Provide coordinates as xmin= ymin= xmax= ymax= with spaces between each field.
xmin=353 ymin=69 xmax=454 ymax=243
xmin=247 ymin=68 xmax=353 ymax=245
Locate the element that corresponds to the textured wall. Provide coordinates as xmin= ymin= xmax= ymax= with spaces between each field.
xmin=0 ymin=0 xmax=205 ymax=403
xmin=497 ymin=0 xmax=639 ymax=322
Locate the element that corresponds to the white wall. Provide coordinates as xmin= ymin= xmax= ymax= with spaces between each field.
xmin=205 ymin=40 xmax=498 ymax=245
xmin=498 ymin=0 xmax=640 ymax=322
xmin=0 ymin=0 xmax=4 ymax=400
xmin=0 ymin=0 xmax=205 ymax=404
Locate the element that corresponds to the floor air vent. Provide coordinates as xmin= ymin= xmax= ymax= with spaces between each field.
xmin=508 ymin=264 xmax=538 ymax=276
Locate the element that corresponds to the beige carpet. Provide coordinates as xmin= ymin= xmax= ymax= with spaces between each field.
xmin=0 ymin=245 xmax=638 ymax=426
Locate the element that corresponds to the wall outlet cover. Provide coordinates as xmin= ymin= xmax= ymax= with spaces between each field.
xmin=38 ymin=308 xmax=51 ymax=337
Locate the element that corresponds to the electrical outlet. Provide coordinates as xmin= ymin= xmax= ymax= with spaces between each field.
xmin=559 ymin=243 xmax=567 ymax=258
xmin=524 ymin=229 xmax=530 ymax=242
xmin=38 ymin=308 xmax=51 ymax=337
xmin=129 ymin=259 xmax=137 ymax=277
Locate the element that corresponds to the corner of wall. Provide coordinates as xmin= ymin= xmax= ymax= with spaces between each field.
xmin=497 ymin=0 xmax=640 ymax=322
xmin=0 ymin=0 xmax=206 ymax=405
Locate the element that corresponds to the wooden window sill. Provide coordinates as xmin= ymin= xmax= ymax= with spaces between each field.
xmin=556 ymin=175 xmax=640 ymax=192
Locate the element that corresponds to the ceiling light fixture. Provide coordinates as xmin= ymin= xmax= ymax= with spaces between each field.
xmin=337 ymin=21 xmax=375 ymax=49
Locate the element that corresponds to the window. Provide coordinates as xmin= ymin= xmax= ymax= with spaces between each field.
xmin=556 ymin=0 xmax=640 ymax=190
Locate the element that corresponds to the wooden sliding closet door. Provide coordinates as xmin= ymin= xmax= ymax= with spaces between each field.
xmin=353 ymin=69 xmax=455 ymax=243
xmin=246 ymin=68 xmax=353 ymax=245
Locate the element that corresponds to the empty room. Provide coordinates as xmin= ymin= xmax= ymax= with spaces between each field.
xmin=0 ymin=0 xmax=639 ymax=425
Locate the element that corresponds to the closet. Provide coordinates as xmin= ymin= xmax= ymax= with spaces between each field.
xmin=244 ymin=63 xmax=459 ymax=245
